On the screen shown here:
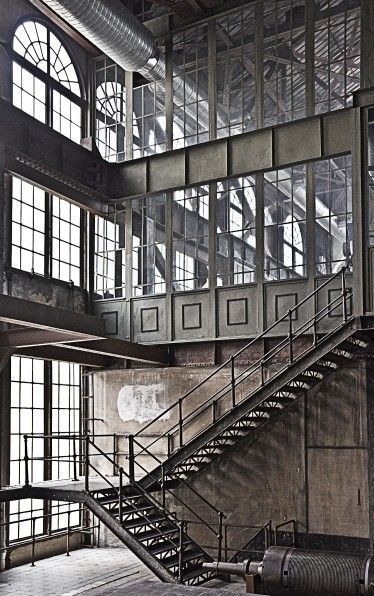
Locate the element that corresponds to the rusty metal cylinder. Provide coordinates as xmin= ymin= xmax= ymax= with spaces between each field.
xmin=261 ymin=547 xmax=374 ymax=596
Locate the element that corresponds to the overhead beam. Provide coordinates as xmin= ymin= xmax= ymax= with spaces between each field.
xmin=59 ymin=338 xmax=169 ymax=365
xmin=16 ymin=345 xmax=111 ymax=368
xmin=109 ymin=109 xmax=353 ymax=201
xmin=0 ymin=294 xmax=105 ymax=338
xmin=0 ymin=328 xmax=99 ymax=348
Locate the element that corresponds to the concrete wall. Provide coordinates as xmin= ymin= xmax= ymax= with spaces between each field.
xmin=93 ymin=360 xmax=370 ymax=553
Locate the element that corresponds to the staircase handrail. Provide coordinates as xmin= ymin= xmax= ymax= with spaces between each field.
xmin=134 ymin=268 xmax=349 ymax=441
xmin=158 ymin=289 xmax=351 ymax=444
xmin=132 ymin=269 xmax=351 ymax=461
xmin=132 ymin=437 xmax=223 ymax=516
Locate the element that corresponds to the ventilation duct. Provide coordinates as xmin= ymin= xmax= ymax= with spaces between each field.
xmin=39 ymin=0 xmax=166 ymax=80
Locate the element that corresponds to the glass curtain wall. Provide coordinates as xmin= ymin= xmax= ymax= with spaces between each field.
xmin=94 ymin=212 xmax=126 ymax=299
xmin=216 ymin=6 xmax=256 ymax=137
xmin=314 ymin=155 xmax=353 ymax=274
xmin=216 ymin=177 xmax=256 ymax=285
xmin=263 ymin=0 xmax=306 ymax=127
xmin=264 ymin=165 xmax=307 ymax=280
xmin=133 ymin=81 xmax=166 ymax=158
xmin=96 ymin=0 xmax=361 ymax=163
xmin=172 ymin=186 xmax=210 ymax=291
xmin=132 ymin=195 xmax=166 ymax=296
xmin=314 ymin=0 xmax=361 ymax=114
xmin=173 ymin=24 xmax=209 ymax=148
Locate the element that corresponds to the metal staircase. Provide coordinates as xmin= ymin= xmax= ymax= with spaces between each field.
xmin=79 ymin=439 xmax=219 ymax=585
xmin=5 ymin=268 xmax=373 ymax=585
xmin=126 ymin=269 xmax=370 ymax=495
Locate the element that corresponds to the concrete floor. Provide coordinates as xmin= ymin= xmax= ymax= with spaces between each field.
xmin=0 ymin=548 xmax=249 ymax=596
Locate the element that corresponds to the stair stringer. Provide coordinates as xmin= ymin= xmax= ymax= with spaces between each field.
xmin=138 ymin=318 xmax=362 ymax=492
xmin=83 ymin=493 xmax=177 ymax=583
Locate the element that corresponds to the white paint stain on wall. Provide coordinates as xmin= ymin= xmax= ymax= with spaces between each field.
xmin=117 ymin=384 xmax=171 ymax=424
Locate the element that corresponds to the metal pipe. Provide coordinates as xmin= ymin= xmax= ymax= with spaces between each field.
xmin=39 ymin=0 xmax=165 ymax=80
xmin=23 ymin=435 xmax=30 ymax=488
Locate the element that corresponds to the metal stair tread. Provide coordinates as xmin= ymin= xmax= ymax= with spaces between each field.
xmin=122 ymin=513 xmax=169 ymax=530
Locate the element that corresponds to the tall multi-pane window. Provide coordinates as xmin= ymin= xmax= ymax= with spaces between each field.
xmin=263 ymin=0 xmax=306 ymax=127
xmin=52 ymin=196 xmax=81 ymax=285
xmin=95 ymin=58 xmax=126 ymax=162
xmin=264 ymin=166 xmax=307 ymax=280
xmin=9 ymin=356 xmax=45 ymax=542
xmin=216 ymin=177 xmax=256 ymax=286
xmin=314 ymin=0 xmax=361 ymax=114
xmin=9 ymin=356 xmax=81 ymax=543
xmin=94 ymin=214 xmax=125 ymax=299
xmin=216 ymin=7 xmax=256 ymax=138
xmin=173 ymin=25 xmax=209 ymax=149
xmin=11 ymin=176 xmax=45 ymax=275
xmin=133 ymin=82 xmax=166 ymax=158
xmin=12 ymin=20 xmax=83 ymax=143
xmin=11 ymin=175 xmax=83 ymax=285
xmin=173 ymin=186 xmax=209 ymax=291
xmin=314 ymin=155 xmax=352 ymax=275
xmin=132 ymin=195 xmax=166 ymax=296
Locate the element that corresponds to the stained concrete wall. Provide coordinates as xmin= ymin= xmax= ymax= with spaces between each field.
xmin=93 ymin=360 xmax=370 ymax=552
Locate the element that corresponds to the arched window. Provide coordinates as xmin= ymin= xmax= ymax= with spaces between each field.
xmin=12 ymin=20 xmax=84 ymax=144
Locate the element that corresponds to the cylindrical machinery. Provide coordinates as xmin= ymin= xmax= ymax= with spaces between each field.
xmin=260 ymin=547 xmax=374 ymax=596
xmin=203 ymin=547 xmax=374 ymax=596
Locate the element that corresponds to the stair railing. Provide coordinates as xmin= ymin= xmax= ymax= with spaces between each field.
xmin=131 ymin=268 xmax=352 ymax=469
xmin=21 ymin=433 xmax=225 ymax=565
xmin=84 ymin=436 xmax=225 ymax=562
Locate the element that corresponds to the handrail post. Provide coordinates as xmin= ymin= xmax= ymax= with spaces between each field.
xmin=31 ymin=517 xmax=36 ymax=567
xmin=288 ymin=310 xmax=294 ymax=364
xmin=341 ymin=266 xmax=348 ymax=323
xmin=178 ymin=521 xmax=185 ymax=583
xmin=212 ymin=399 xmax=218 ymax=424
xmin=85 ymin=435 xmax=89 ymax=492
xmin=113 ymin=433 xmax=118 ymax=476
xmin=224 ymin=524 xmax=228 ymax=562
xmin=313 ymin=316 xmax=318 ymax=346
xmin=217 ymin=511 xmax=224 ymax=562
xmin=66 ymin=510 xmax=70 ymax=556
xmin=23 ymin=434 xmax=30 ymax=488
xmin=261 ymin=359 xmax=265 ymax=386
xmin=167 ymin=433 xmax=172 ymax=457
xmin=161 ymin=464 xmax=166 ymax=508
xmin=119 ymin=467 xmax=123 ymax=523
xmin=72 ymin=434 xmax=78 ymax=482
xmin=178 ymin=399 xmax=183 ymax=448
xmin=128 ymin=435 xmax=135 ymax=482
xmin=231 ymin=356 xmax=236 ymax=408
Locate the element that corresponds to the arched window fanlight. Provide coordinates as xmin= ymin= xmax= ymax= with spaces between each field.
xmin=12 ymin=20 xmax=84 ymax=143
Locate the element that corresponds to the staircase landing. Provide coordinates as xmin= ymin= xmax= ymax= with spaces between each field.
xmin=0 ymin=476 xmax=122 ymax=502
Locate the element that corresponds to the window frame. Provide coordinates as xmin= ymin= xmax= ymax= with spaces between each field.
xmin=10 ymin=174 xmax=86 ymax=288
xmin=11 ymin=17 xmax=86 ymax=142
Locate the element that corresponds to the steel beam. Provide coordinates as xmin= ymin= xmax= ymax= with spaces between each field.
xmin=16 ymin=345 xmax=111 ymax=368
xmin=58 ymin=338 xmax=169 ymax=365
xmin=0 ymin=328 xmax=98 ymax=348
xmin=109 ymin=110 xmax=353 ymax=201
xmin=0 ymin=294 xmax=105 ymax=337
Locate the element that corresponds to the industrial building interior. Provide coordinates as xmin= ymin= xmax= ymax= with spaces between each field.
xmin=0 ymin=0 xmax=374 ymax=594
